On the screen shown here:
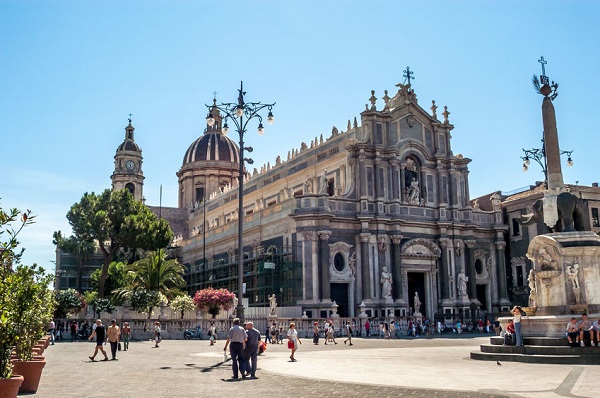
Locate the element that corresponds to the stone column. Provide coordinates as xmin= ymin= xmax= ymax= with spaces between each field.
xmin=360 ymin=233 xmax=371 ymax=300
xmin=438 ymin=238 xmax=451 ymax=300
xmin=359 ymin=154 xmax=367 ymax=198
xmin=377 ymin=235 xmax=388 ymax=298
xmin=391 ymin=159 xmax=399 ymax=200
xmin=495 ymin=241 xmax=508 ymax=301
xmin=465 ymin=239 xmax=477 ymax=299
xmin=400 ymin=164 xmax=406 ymax=202
xmin=318 ymin=230 xmax=332 ymax=301
xmin=301 ymin=231 xmax=318 ymax=301
xmin=542 ymin=95 xmax=564 ymax=190
xmin=390 ymin=235 xmax=403 ymax=300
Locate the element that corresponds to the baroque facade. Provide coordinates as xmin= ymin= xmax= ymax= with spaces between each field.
xmin=111 ymin=78 xmax=514 ymax=320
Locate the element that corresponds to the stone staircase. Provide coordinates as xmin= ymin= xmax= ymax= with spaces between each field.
xmin=470 ymin=336 xmax=600 ymax=364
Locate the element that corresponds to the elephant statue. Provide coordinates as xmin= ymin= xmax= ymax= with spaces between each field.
xmin=520 ymin=191 xmax=585 ymax=233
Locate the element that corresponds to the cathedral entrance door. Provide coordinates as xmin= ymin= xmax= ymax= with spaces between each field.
xmin=407 ymin=272 xmax=426 ymax=316
xmin=476 ymin=284 xmax=488 ymax=310
xmin=330 ymin=283 xmax=349 ymax=317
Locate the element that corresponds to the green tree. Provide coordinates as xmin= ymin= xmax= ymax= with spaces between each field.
xmin=122 ymin=249 xmax=185 ymax=299
xmin=54 ymin=288 xmax=85 ymax=318
xmin=83 ymin=291 xmax=115 ymax=319
xmin=90 ymin=261 xmax=130 ymax=304
xmin=59 ymin=189 xmax=173 ymax=297
xmin=129 ymin=289 xmax=167 ymax=319
xmin=52 ymin=231 xmax=97 ymax=292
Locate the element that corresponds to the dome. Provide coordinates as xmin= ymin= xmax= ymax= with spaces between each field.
xmin=182 ymin=131 xmax=239 ymax=166
xmin=117 ymin=141 xmax=141 ymax=152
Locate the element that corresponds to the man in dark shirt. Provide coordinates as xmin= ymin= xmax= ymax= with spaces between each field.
xmin=242 ymin=321 xmax=261 ymax=379
xmin=88 ymin=319 xmax=109 ymax=361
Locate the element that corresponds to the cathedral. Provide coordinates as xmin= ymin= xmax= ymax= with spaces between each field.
xmin=109 ymin=77 xmax=513 ymax=320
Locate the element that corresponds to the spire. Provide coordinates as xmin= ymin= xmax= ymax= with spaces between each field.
xmin=125 ymin=114 xmax=135 ymax=141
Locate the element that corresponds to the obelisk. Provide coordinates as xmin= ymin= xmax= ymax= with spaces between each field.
xmin=541 ymin=89 xmax=563 ymax=190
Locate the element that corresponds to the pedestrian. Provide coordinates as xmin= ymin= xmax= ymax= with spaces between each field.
xmin=327 ymin=321 xmax=337 ymax=344
xmin=122 ymin=322 xmax=131 ymax=350
xmin=242 ymin=321 xmax=260 ymax=379
xmin=48 ymin=319 xmax=55 ymax=345
xmin=88 ymin=319 xmax=109 ymax=362
xmin=70 ymin=321 xmax=77 ymax=342
xmin=312 ymin=322 xmax=319 ymax=345
xmin=344 ymin=322 xmax=353 ymax=345
xmin=510 ymin=306 xmax=524 ymax=346
xmin=493 ymin=318 xmax=501 ymax=336
xmin=209 ymin=322 xmax=217 ymax=346
xmin=223 ymin=318 xmax=247 ymax=380
xmin=107 ymin=319 xmax=120 ymax=360
xmin=365 ymin=319 xmax=370 ymax=337
xmin=503 ymin=319 xmax=515 ymax=346
xmin=154 ymin=321 xmax=161 ymax=348
xmin=287 ymin=322 xmax=301 ymax=362
xmin=265 ymin=325 xmax=271 ymax=344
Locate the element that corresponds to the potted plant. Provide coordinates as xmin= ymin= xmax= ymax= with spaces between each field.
xmin=193 ymin=288 xmax=235 ymax=318
xmin=0 ymin=205 xmax=35 ymax=396
xmin=11 ymin=264 xmax=55 ymax=394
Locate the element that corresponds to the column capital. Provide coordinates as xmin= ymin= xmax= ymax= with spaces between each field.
xmin=360 ymin=233 xmax=371 ymax=243
xmin=465 ymin=239 xmax=476 ymax=248
xmin=390 ymin=235 xmax=403 ymax=245
xmin=318 ymin=230 xmax=332 ymax=241
xmin=302 ymin=231 xmax=318 ymax=241
xmin=495 ymin=241 xmax=506 ymax=250
xmin=439 ymin=238 xmax=452 ymax=248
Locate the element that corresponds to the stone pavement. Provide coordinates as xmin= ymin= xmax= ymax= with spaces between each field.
xmin=33 ymin=336 xmax=600 ymax=397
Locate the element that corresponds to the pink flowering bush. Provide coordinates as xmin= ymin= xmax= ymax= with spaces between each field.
xmin=193 ymin=288 xmax=235 ymax=317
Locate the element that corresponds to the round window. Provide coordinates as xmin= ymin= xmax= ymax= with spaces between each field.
xmin=475 ymin=259 xmax=483 ymax=274
xmin=333 ymin=253 xmax=345 ymax=272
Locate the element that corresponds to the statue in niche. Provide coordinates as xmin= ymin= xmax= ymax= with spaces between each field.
xmin=490 ymin=192 xmax=502 ymax=212
xmin=565 ymin=262 xmax=580 ymax=289
xmin=536 ymin=246 xmax=557 ymax=270
xmin=528 ymin=269 xmax=538 ymax=307
xmin=319 ymin=170 xmax=328 ymax=194
xmin=380 ymin=267 xmax=392 ymax=300
xmin=268 ymin=294 xmax=277 ymax=315
xmin=457 ymin=273 xmax=468 ymax=297
xmin=407 ymin=178 xmax=420 ymax=205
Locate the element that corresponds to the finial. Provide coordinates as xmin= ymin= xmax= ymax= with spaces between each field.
xmin=353 ymin=117 xmax=358 ymax=128
xmin=347 ymin=120 xmax=352 ymax=131
xmin=403 ymin=66 xmax=415 ymax=86
xmin=382 ymin=90 xmax=390 ymax=109
xmin=369 ymin=90 xmax=377 ymax=111
xmin=442 ymin=106 xmax=450 ymax=124
xmin=538 ymin=56 xmax=548 ymax=84
xmin=128 ymin=113 xmax=132 ymax=125
xmin=430 ymin=100 xmax=437 ymax=119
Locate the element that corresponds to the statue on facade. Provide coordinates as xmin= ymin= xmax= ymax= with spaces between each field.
xmin=268 ymin=294 xmax=277 ymax=315
xmin=566 ymin=262 xmax=580 ymax=289
xmin=232 ymin=295 xmax=238 ymax=315
xmin=490 ymin=192 xmax=502 ymax=212
xmin=304 ymin=177 xmax=312 ymax=194
xmin=407 ymin=178 xmax=420 ymax=205
xmin=319 ymin=170 xmax=328 ymax=194
xmin=528 ymin=269 xmax=538 ymax=307
xmin=457 ymin=273 xmax=468 ymax=297
xmin=536 ymin=246 xmax=558 ymax=270
xmin=380 ymin=266 xmax=392 ymax=300
xmin=413 ymin=292 xmax=422 ymax=314
xmin=472 ymin=199 xmax=481 ymax=211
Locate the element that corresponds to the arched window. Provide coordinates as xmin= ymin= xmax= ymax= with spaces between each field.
xmin=125 ymin=183 xmax=135 ymax=196
xmin=333 ymin=253 xmax=345 ymax=271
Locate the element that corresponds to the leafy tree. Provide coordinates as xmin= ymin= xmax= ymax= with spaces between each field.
xmin=90 ymin=261 xmax=130 ymax=304
xmin=193 ymin=287 xmax=235 ymax=318
xmin=58 ymin=189 xmax=173 ymax=297
xmin=54 ymin=288 xmax=85 ymax=318
xmin=170 ymin=294 xmax=195 ymax=319
xmin=0 ymin=200 xmax=34 ymax=271
xmin=129 ymin=289 xmax=167 ymax=319
xmin=52 ymin=231 xmax=97 ymax=292
xmin=83 ymin=291 xmax=115 ymax=319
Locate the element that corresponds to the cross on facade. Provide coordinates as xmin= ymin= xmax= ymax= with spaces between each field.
xmin=212 ymin=91 xmax=217 ymax=100
xmin=538 ymin=56 xmax=547 ymax=76
xmin=403 ymin=66 xmax=414 ymax=86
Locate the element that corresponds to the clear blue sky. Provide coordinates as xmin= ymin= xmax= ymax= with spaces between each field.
xmin=2 ymin=0 xmax=599 ymax=274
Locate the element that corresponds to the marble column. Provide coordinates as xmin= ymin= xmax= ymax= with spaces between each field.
xmin=465 ymin=240 xmax=477 ymax=299
xmin=301 ymin=231 xmax=318 ymax=301
xmin=390 ymin=235 xmax=403 ymax=300
xmin=318 ymin=230 xmax=332 ymax=300
xmin=360 ymin=233 xmax=371 ymax=300
xmin=542 ymin=95 xmax=564 ymax=190
xmin=495 ymin=241 xmax=508 ymax=300
xmin=438 ymin=238 xmax=451 ymax=300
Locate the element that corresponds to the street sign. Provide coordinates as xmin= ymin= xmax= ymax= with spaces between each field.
xmin=264 ymin=262 xmax=276 ymax=269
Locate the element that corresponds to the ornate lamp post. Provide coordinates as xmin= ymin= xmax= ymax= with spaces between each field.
xmin=521 ymin=138 xmax=573 ymax=184
xmin=205 ymin=81 xmax=275 ymax=322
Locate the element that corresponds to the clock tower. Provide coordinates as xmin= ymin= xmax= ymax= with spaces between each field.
xmin=111 ymin=117 xmax=144 ymax=201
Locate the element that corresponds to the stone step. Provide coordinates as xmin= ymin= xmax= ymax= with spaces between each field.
xmin=470 ymin=350 xmax=600 ymax=365
xmin=480 ymin=344 xmax=600 ymax=356
xmin=490 ymin=336 xmax=572 ymax=346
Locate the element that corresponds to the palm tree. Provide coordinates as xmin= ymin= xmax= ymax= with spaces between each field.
xmin=116 ymin=249 xmax=185 ymax=302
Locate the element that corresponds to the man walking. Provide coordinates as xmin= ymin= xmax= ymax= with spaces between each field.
xmin=242 ymin=321 xmax=261 ymax=379
xmin=223 ymin=318 xmax=247 ymax=380
xmin=88 ymin=319 xmax=109 ymax=362
xmin=106 ymin=319 xmax=120 ymax=360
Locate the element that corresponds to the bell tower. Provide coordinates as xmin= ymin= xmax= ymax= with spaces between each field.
xmin=111 ymin=116 xmax=144 ymax=201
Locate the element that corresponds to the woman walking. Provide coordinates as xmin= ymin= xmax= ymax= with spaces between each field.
xmin=287 ymin=322 xmax=302 ymax=362
xmin=122 ymin=322 xmax=131 ymax=351
xmin=312 ymin=322 xmax=319 ymax=345
xmin=154 ymin=321 xmax=162 ymax=348
xmin=511 ymin=306 xmax=524 ymax=346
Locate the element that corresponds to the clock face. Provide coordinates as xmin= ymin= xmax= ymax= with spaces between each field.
xmin=125 ymin=160 xmax=135 ymax=171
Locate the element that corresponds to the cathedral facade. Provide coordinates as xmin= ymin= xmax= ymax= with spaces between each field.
xmin=112 ymin=79 xmax=512 ymax=320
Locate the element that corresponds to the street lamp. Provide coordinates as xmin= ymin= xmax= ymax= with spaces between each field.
xmin=521 ymin=138 xmax=573 ymax=184
xmin=205 ymin=81 xmax=275 ymax=322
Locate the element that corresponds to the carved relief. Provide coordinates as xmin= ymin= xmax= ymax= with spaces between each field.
xmin=329 ymin=241 xmax=354 ymax=282
xmin=302 ymin=231 xmax=317 ymax=241
xmin=401 ymin=238 xmax=442 ymax=258
xmin=533 ymin=245 xmax=559 ymax=271
xmin=360 ymin=233 xmax=371 ymax=243
xmin=377 ymin=236 xmax=387 ymax=252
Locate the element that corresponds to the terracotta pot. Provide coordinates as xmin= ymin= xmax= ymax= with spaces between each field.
xmin=42 ymin=336 xmax=50 ymax=349
xmin=0 ymin=375 xmax=24 ymax=398
xmin=33 ymin=344 xmax=45 ymax=354
xmin=11 ymin=357 xmax=46 ymax=393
